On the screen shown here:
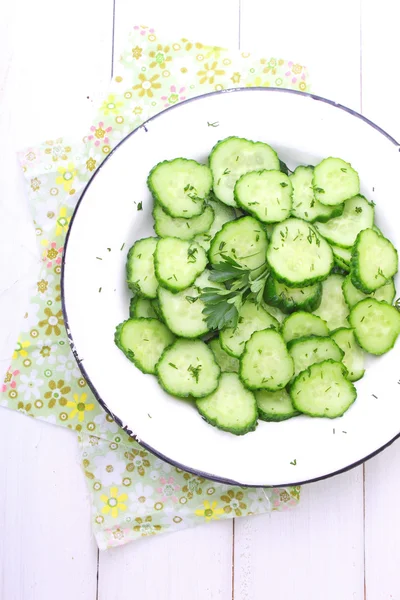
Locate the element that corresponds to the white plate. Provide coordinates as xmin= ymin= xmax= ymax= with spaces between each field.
xmin=62 ymin=88 xmax=400 ymax=486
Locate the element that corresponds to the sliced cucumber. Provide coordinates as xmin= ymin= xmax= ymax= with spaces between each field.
xmin=263 ymin=276 xmax=322 ymax=314
xmin=153 ymin=202 xmax=214 ymax=241
xmin=155 ymin=238 xmax=207 ymax=292
xmin=290 ymin=359 xmax=356 ymax=418
xmin=342 ymin=274 xmax=396 ymax=308
xmin=220 ymin=300 xmax=279 ymax=358
xmin=148 ymin=158 xmax=212 ymax=218
xmin=330 ymin=327 xmax=365 ymax=382
xmin=129 ymin=296 xmax=158 ymax=319
xmin=156 ymin=339 xmax=220 ymax=398
xmin=151 ymin=298 xmax=165 ymax=322
xmin=234 ymin=170 xmax=292 ymax=223
xmin=209 ymin=136 xmax=280 ymax=207
xmin=115 ymin=318 xmax=175 ymax=374
xmin=196 ymin=372 xmax=258 ymax=435
xmin=255 ymin=388 xmax=299 ymax=422
xmin=158 ymin=270 xmax=218 ymax=338
xmin=290 ymin=165 xmax=343 ymax=223
xmin=240 ymin=328 xmax=294 ymax=391
xmin=351 ymin=228 xmax=398 ymax=293
xmin=281 ymin=311 xmax=329 ymax=343
xmin=126 ymin=237 xmax=158 ymax=298
xmin=313 ymin=157 xmax=360 ymax=206
xmin=194 ymin=197 xmax=236 ymax=252
xmin=209 ymin=216 xmax=268 ymax=273
xmin=315 ymin=195 xmax=374 ymax=248
xmin=349 ymin=298 xmax=400 ymax=355
xmin=267 ymin=218 xmax=333 ymax=287
xmin=288 ymin=335 xmax=344 ymax=379
xmin=208 ymin=338 xmax=239 ymax=373
xmin=331 ymin=244 xmax=352 ymax=267
xmin=262 ymin=302 xmax=286 ymax=324
xmin=313 ymin=274 xmax=349 ymax=331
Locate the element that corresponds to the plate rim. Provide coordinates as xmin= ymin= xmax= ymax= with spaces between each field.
xmin=61 ymin=86 xmax=400 ymax=487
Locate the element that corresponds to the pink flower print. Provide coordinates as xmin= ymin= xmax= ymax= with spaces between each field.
xmin=2 ymin=368 xmax=20 ymax=393
xmin=161 ymin=85 xmax=186 ymax=108
xmin=156 ymin=476 xmax=180 ymax=503
xmin=133 ymin=26 xmax=154 ymax=36
xmin=42 ymin=241 xmax=63 ymax=268
xmin=88 ymin=121 xmax=112 ymax=147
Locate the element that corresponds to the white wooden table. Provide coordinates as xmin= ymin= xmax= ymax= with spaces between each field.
xmin=1 ymin=1 xmax=399 ymax=598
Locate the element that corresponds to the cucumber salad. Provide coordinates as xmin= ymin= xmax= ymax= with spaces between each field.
xmin=115 ymin=136 xmax=400 ymax=436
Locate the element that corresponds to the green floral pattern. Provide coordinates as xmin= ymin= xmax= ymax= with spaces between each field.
xmin=2 ymin=25 xmax=309 ymax=550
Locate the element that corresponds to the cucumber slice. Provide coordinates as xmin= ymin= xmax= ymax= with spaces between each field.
xmin=194 ymin=197 xmax=236 ymax=252
xmin=313 ymin=274 xmax=349 ymax=331
xmin=209 ymin=216 xmax=268 ymax=273
xmin=290 ymin=360 xmax=356 ymax=418
xmin=208 ymin=338 xmax=239 ymax=373
xmin=156 ymin=339 xmax=220 ymax=398
xmin=281 ymin=312 xmax=329 ymax=343
xmin=154 ymin=238 xmax=207 ymax=292
xmin=267 ymin=218 xmax=333 ymax=287
xmin=342 ymin=274 xmax=396 ymax=308
xmin=261 ymin=302 xmax=286 ymax=324
xmin=234 ymin=170 xmax=292 ymax=223
xmin=330 ymin=327 xmax=365 ymax=382
xmin=126 ymin=237 xmax=158 ymax=298
xmin=290 ymin=165 xmax=343 ymax=223
xmin=255 ymin=388 xmax=300 ymax=422
xmin=115 ymin=318 xmax=175 ymax=374
xmin=351 ymin=228 xmax=398 ymax=293
xmin=240 ymin=328 xmax=294 ymax=391
xmin=158 ymin=270 xmax=218 ymax=338
xmin=313 ymin=157 xmax=360 ymax=206
xmin=148 ymin=158 xmax=212 ymax=218
xmin=151 ymin=299 xmax=165 ymax=323
xmin=349 ymin=298 xmax=400 ymax=355
xmin=220 ymin=300 xmax=279 ymax=358
xmin=263 ymin=276 xmax=322 ymax=314
xmin=209 ymin=136 xmax=280 ymax=207
xmin=153 ymin=203 xmax=214 ymax=241
xmin=331 ymin=244 xmax=352 ymax=267
xmin=196 ymin=372 xmax=258 ymax=435
xmin=129 ymin=296 xmax=158 ymax=319
xmin=288 ymin=335 xmax=344 ymax=379
xmin=315 ymin=195 xmax=374 ymax=248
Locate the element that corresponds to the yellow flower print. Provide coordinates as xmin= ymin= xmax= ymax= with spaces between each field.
xmin=299 ymin=81 xmax=307 ymax=92
xmin=37 ymin=279 xmax=48 ymax=294
xmin=292 ymin=63 xmax=303 ymax=75
xmin=203 ymin=45 xmax=224 ymax=59
xmin=133 ymin=106 xmax=143 ymax=115
xmin=100 ymin=94 xmax=123 ymax=116
xmin=132 ymin=46 xmax=143 ymax=60
xmin=55 ymin=206 xmax=71 ymax=236
xmin=133 ymin=73 xmax=161 ymax=98
xmin=100 ymin=487 xmax=128 ymax=518
xmin=45 ymin=379 xmax=71 ymax=408
xmin=181 ymin=38 xmax=203 ymax=52
xmin=246 ymin=76 xmax=270 ymax=88
xmin=260 ymin=58 xmax=277 ymax=75
xmin=221 ymin=490 xmax=247 ymax=516
xmin=56 ymin=162 xmax=76 ymax=192
xmin=195 ymin=500 xmax=224 ymax=521
xmin=38 ymin=308 xmax=64 ymax=336
xmin=149 ymin=44 xmax=172 ymax=70
xmin=12 ymin=339 xmax=30 ymax=360
xmin=231 ymin=72 xmax=241 ymax=84
xmin=31 ymin=177 xmax=41 ymax=191
xmin=133 ymin=516 xmax=161 ymax=536
xmin=86 ymin=157 xmax=96 ymax=172
xmin=197 ymin=61 xmax=225 ymax=85
xmin=44 ymin=139 xmax=71 ymax=162
xmin=66 ymin=392 xmax=95 ymax=421
xmin=26 ymin=151 xmax=36 ymax=161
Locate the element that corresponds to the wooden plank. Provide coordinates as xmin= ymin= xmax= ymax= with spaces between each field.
xmin=99 ymin=521 xmax=234 ymax=600
xmin=97 ymin=3 xmax=239 ymax=598
xmin=361 ymin=3 xmax=400 ymax=598
xmin=0 ymin=411 xmax=98 ymax=600
xmin=240 ymin=0 xmax=362 ymax=109
xmin=234 ymin=471 xmax=365 ymax=600
xmin=0 ymin=1 xmax=114 ymax=598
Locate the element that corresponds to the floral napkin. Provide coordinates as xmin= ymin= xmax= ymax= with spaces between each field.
xmin=2 ymin=25 xmax=309 ymax=550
